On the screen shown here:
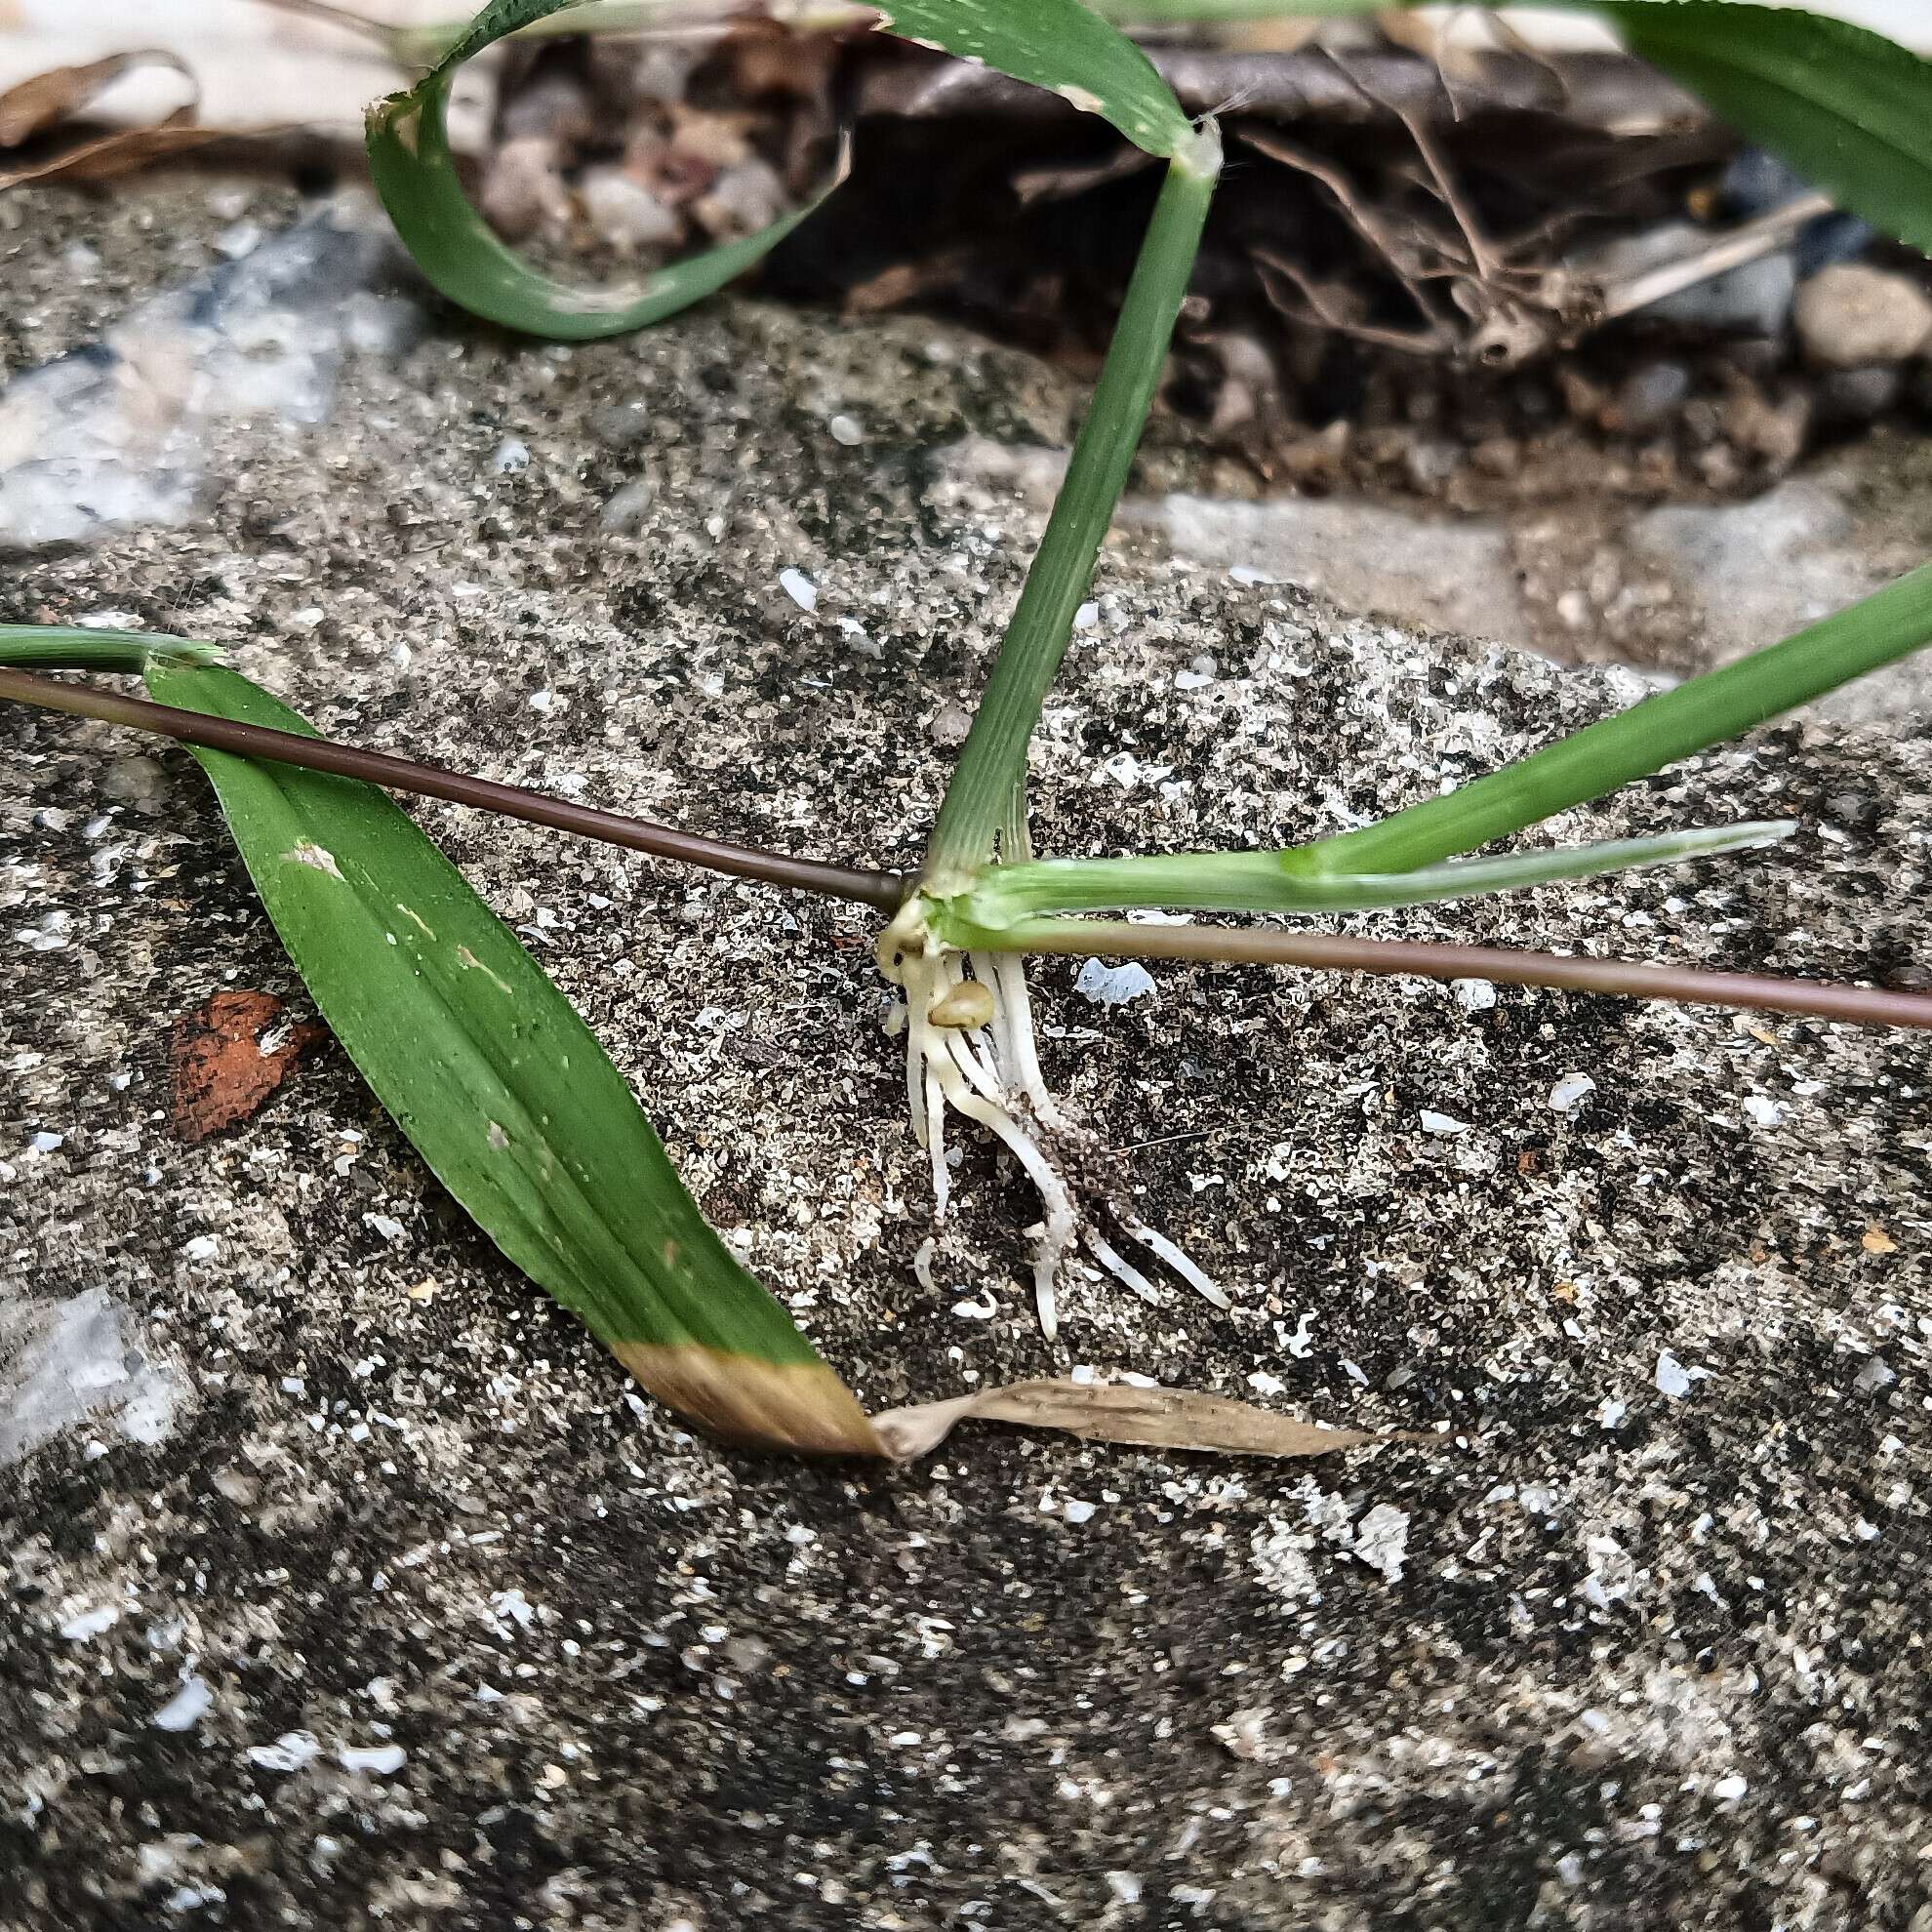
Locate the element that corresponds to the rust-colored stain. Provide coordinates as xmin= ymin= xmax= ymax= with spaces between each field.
xmin=171 ymin=990 xmax=324 ymax=1144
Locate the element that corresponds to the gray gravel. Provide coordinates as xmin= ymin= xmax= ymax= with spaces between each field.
xmin=2 ymin=183 xmax=1931 ymax=1932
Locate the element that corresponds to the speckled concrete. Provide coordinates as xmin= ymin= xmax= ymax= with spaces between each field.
xmin=3 ymin=183 xmax=1931 ymax=1932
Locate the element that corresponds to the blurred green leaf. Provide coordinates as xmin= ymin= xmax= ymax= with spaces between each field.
xmin=1601 ymin=2 xmax=1932 ymax=256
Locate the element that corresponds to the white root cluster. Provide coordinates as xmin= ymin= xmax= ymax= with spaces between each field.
xmin=879 ymin=907 xmax=1228 ymax=1340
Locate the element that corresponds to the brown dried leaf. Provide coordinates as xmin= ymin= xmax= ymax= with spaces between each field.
xmin=0 ymin=122 xmax=242 ymax=190
xmin=871 ymin=1377 xmax=1428 ymax=1464
xmin=0 ymin=50 xmax=195 ymax=148
xmin=0 ymin=48 xmax=263 ymax=190
xmin=170 ymin=989 xmax=324 ymax=1146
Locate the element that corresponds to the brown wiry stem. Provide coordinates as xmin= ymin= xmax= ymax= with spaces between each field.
xmin=969 ymin=918 xmax=1932 ymax=1033
xmin=0 ymin=667 xmax=906 ymax=914
xmin=11 ymin=666 xmax=1929 ymax=1029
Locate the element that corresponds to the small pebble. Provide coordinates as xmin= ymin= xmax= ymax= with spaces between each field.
xmin=1549 ymin=1071 xmax=1595 ymax=1113
xmin=599 ymin=478 xmax=655 ymax=532
xmin=492 ymin=439 xmax=531 ymax=475
xmin=1794 ymin=264 xmax=1932 ymax=367
xmin=779 ymin=568 xmax=818 ymax=613
xmin=579 ymin=168 xmax=680 ymax=256
xmin=694 ymin=157 xmax=786 ymax=240
xmin=59 ymin=1605 xmax=119 ymax=1641
xmin=827 ymin=414 xmax=864 ymax=446
xmin=215 ymin=221 xmax=263 ymax=261
xmin=1815 ymin=364 xmax=1901 ymax=424
xmin=1596 ymin=222 xmax=1795 ymax=338
xmin=478 ymin=137 xmax=572 ymax=243
xmin=927 ymin=702 xmax=973 ymax=747
xmin=249 ymin=1732 xmax=322 ymax=1773
xmin=1350 ymin=1504 xmax=1410 ymax=1584
xmin=1605 ymin=361 xmax=1690 ymax=435
xmin=1074 ymin=960 xmax=1155 ymax=1006
xmin=150 ymin=1677 xmax=213 ymax=1733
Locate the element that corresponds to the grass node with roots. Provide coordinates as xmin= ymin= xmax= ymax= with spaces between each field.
xmin=878 ymin=900 xmax=1226 ymax=1341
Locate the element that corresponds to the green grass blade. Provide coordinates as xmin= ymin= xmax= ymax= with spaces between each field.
xmin=943 ymin=822 xmax=1792 ymax=931
xmin=367 ymin=0 xmax=846 ymax=340
xmin=924 ymin=125 xmax=1221 ymax=883
xmin=0 ymin=627 xmax=223 ymax=674
xmin=874 ymin=0 xmax=1193 ymax=158
xmin=142 ymin=660 xmax=880 ymax=1456
xmin=1288 ymin=565 xmax=1932 ymax=881
xmin=1600 ymin=2 xmax=1932 ymax=256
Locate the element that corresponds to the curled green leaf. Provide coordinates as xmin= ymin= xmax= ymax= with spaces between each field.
xmin=366 ymin=0 xmax=849 ymax=340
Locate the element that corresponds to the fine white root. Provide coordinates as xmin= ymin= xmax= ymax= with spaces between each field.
xmin=924 ymin=1065 xmax=949 ymax=1220
xmin=978 ymin=947 xmax=1067 ymax=1129
xmin=1087 ymin=1233 xmax=1162 ymax=1306
xmin=1120 ymin=1217 xmax=1230 ymax=1310
xmin=881 ymin=905 xmax=1225 ymax=1337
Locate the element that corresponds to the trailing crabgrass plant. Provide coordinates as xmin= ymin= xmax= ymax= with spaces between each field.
xmin=7 ymin=0 xmax=1932 ymax=1457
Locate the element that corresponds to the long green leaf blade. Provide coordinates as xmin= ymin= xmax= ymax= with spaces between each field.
xmin=1290 ymin=564 xmax=1932 ymax=880
xmin=142 ymin=661 xmax=879 ymax=1455
xmin=944 ymin=822 xmax=1793 ymax=930
xmin=366 ymin=0 xmax=845 ymax=340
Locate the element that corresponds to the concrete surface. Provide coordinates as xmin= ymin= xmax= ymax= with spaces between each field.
xmin=2 ymin=183 xmax=1931 ymax=1932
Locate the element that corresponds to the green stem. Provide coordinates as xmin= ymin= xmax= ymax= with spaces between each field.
xmin=1288 ymin=564 xmax=1932 ymax=879
xmin=922 ymin=123 xmax=1221 ymax=886
xmin=952 ymin=823 xmax=1791 ymax=925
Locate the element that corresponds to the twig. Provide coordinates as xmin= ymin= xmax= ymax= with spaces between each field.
xmin=964 ymin=917 xmax=1932 ymax=1032
xmin=1598 ymin=192 xmax=1835 ymax=320
xmin=0 ymin=668 xmax=906 ymax=913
